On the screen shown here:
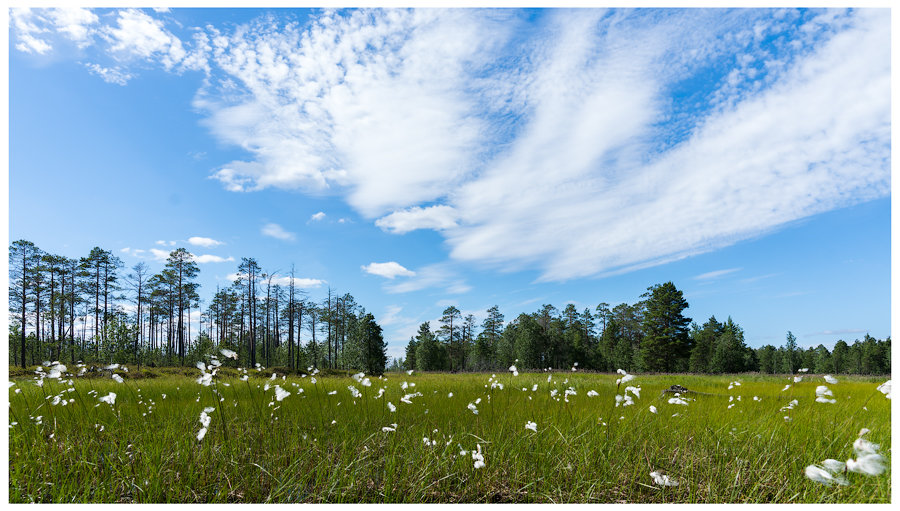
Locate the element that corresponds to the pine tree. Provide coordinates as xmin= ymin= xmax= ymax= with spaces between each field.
xmin=640 ymin=282 xmax=691 ymax=372
xmin=9 ymin=240 xmax=41 ymax=368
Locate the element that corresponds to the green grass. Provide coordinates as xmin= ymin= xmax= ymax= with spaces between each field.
xmin=8 ymin=366 xmax=891 ymax=503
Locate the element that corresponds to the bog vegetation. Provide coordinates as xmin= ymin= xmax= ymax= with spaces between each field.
xmin=8 ymin=240 xmax=891 ymax=502
xmin=8 ymin=360 xmax=891 ymax=503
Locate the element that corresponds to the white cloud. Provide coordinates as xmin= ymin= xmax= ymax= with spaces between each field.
xmin=11 ymin=7 xmax=99 ymax=54
xmin=309 ymin=211 xmax=326 ymax=222
xmin=384 ymin=263 xmax=469 ymax=294
xmin=226 ymin=272 xmax=324 ymax=289
xmin=16 ymin=34 xmax=53 ymax=55
xmin=197 ymin=9 xmax=514 ymax=217
xmin=375 ymin=205 xmax=457 ymax=234
xmin=192 ymin=9 xmax=888 ymax=281
xmin=188 ymin=236 xmax=224 ymax=248
xmin=49 ymin=7 xmax=99 ymax=47
xmin=445 ymin=9 xmax=890 ymax=281
xmin=261 ymin=223 xmax=296 ymax=241
xmin=14 ymin=9 xmax=890 ymax=283
xmin=193 ymin=254 xmax=235 ymax=264
xmin=294 ymin=278 xmax=326 ymax=289
xmin=106 ymin=9 xmax=186 ymax=70
xmin=362 ymin=262 xmax=416 ymax=279
xmin=120 ymin=247 xmax=146 ymax=257
xmin=84 ymin=63 xmax=133 ymax=85
xmin=149 ymin=248 xmax=170 ymax=261
xmin=155 ymin=240 xmax=175 ymax=247
xmin=694 ymin=268 xmax=741 ymax=281
xmin=379 ymin=305 xmax=405 ymax=327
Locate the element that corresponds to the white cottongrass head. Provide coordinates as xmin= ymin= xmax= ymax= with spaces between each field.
xmin=815 ymin=385 xmax=836 ymax=404
xmin=649 ymin=471 xmax=678 ymax=486
xmin=846 ymin=453 xmax=886 ymax=476
xmin=805 ymin=464 xmax=848 ymax=486
xmin=197 ymin=372 xmax=213 ymax=386
xmin=471 ymin=444 xmax=485 ymax=469
xmin=274 ymin=385 xmax=291 ymax=402
xmin=793 ymin=376 xmax=803 ymax=383
xmin=525 ymin=421 xmax=537 ymax=433
xmin=407 ymin=369 xmax=414 ymax=375
xmin=615 ymin=369 xmax=634 ymax=385
xmin=649 ymin=405 xmax=658 ymax=414
xmin=467 ymin=402 xmax=479 ymax=415
xmin=823 ymin=374 xmax=838 ymax=384
xmin=876 ymin=380 xmax=891 ymax=399
xmin=587 ymin=390 xmax=599 ymax=397
xmin=111 ymin=374 xmax=124 ymax=384
xmin=509 ymin=365 xmax=518 ymax=376
xmin=220 ymin=348 xmax=238 ymax=359
xmin=668 ymin=397 xmax=688 ymax=405
xmin=98 ymin=392 xmax=117 ymax=405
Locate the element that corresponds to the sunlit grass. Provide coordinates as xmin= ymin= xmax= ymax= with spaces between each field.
xmin=8 ymin=367 xmax=890 ymax=503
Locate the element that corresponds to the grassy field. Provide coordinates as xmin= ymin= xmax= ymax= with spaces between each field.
xmin=7 ymin=362 xmax=891 ymax=503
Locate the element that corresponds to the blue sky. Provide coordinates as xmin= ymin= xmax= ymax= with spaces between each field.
xmin=7 ymin=7 xmax=891 ymax=360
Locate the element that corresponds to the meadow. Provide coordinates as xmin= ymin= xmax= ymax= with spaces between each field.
xmin=7 ymin=360 xmax=891 ymax=503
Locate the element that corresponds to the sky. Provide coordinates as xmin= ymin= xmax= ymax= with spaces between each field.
xmin=6 ymin=6 xmax=892 ymax=361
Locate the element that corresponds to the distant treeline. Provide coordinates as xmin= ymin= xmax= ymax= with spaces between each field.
xmin=9 ymin=240 xmax=889 ymax=376
xmin=8 ymin=240 xmax=388 ymax=374
xmin=404 ymin=282 xmax=891 ymax=375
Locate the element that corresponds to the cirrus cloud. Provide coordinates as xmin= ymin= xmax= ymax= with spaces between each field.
xmin=13 ymin=8 xmax=890 ymax=283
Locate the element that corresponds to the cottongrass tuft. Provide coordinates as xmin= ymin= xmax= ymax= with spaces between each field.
xmin=98 ymin=392 xmax=117 ymax=405
xmin=274 ymin=385 xmax=291 ymax=402
xmin=615 ymin=369 xmax=634 ymax=385
xmin=525 ymin=421 xmax=537 ymax=432
xmin=472 ymin=444 xmax=485 ymax=469
xmin=815 ymin=385 xmax=836 ymax=404
xmin=823 ymin=374 xmax=838 ymax=384
xmin=111 ymin=374 xmax=124 ymax=384
xmin=805 ymin=464 xmax=848 ymax=486
xmin=649 ymin=471 xmax=678 ymax=486
xmin=649 ymin=405 xmax=658 ymax=414
xmin=846 ymin=437 xmax=886 ymax=476
xmin=876 ymin=380 xmax=891 ymax=399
